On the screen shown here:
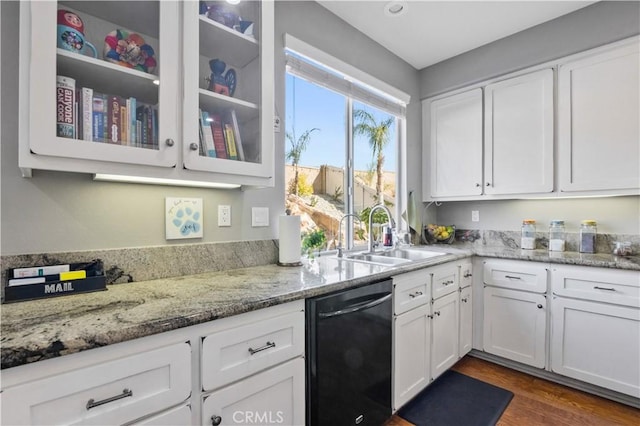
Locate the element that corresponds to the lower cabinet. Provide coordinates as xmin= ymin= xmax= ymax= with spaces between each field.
xmin=0 ymin=342 xmax=192 ymax=425
xmin=483 ymin=286 xmax=547 ymax=368
xmin=393 ymin=303 xmax=431 ymax=411
xmin=431 ymin=290 xmax=460 ymax=380
xmin=459 ymin=285 xmax=473 ymax=357
xmin=550 ymin=265 xmax=640 ymax=398
xmin=132 ymin=404 xmax=192 ymax=425
xmin=201 ymin=357 xmax=305 ymax=426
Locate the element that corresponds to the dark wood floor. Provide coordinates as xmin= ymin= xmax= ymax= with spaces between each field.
xmin=385 ymin=356 xmax=640 ymax=426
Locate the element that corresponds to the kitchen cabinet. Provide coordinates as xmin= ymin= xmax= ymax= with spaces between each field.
xmin=550 ymin=265 xmax=640 ymax=398
xmin=484 ymin=69 xmax=554 ymax=195
xmin=132 ymin=404 xmax=192 ymax=425
xmin=18 ymin=0 xmax=274 ymax=187
xmin=425 ymin=88 xmax=483 ymax=198
xmin=392 ymin=269 xmax=431 ymax=411
xmin=201 ymin=358 xmax=305 ymax=426
xmin=558 ymin=39 xmax=639 ymax=194
xmin=1 ymin=342 xmax=192 ymax=425
xmin=431 ymin=290 xmax=460 ymax=379
xmin=482 ymin=259 xmax=547 ymax=368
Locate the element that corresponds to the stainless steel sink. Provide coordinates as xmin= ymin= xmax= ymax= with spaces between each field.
xmin=374 ymin=248 xmax=446 ymax=261
xmin=346 ymin=253 xmax=411 ymax=266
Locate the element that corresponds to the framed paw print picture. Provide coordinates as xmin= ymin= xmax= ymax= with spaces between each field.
xmin=165 ymin=197 xmax=203 ymax=240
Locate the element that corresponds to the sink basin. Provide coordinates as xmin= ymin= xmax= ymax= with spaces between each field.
xmin=346 ymin=253 xmax=411 ymax=266
xmin=375 ymin=248 xmax=446 ymax=261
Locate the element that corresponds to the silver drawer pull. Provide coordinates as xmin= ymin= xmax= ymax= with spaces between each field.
xmin=443 ymin=280 xmax=454 ymax=286
xmin=248 ymin=341 xmax=276 ymax=355
xmin=461 ymin=297 xmax=468 ymax=303
xmin=505 ymin=275 xmax=522 ymax=280
xmin=86 ymin=389 xmax=132 ymax=410
xmin=464 ymin=273 xmax=472 ymax=278
xmin=594 ymin=286 xmax=616 ymax=292
xmin=409 ymin=291 xmax=423 ymax=298
xmin=211 ymin=415 xmax=222 ymax=425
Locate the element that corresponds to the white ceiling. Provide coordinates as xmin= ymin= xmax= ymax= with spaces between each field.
xmin=317 ymin=1 xmax=596 ymax=70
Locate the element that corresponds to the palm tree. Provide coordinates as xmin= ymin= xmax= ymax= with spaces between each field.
xmin=353 ymin=109 xmax=394 ymax=203
xmin=286 ymin=127 xmax=319 ymax=195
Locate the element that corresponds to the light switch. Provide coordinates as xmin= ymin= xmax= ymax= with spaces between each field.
xmin=252 ymin=207 xmax=269 ymax=227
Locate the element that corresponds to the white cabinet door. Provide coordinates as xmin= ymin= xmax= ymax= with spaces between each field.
xmin=182 ymin=1 xmax=274 ymax=180
xmin=558 ymin=41 xmax=640 ymax=192
xmin=551 ymin=297 xmax=640 ymax=398
xmin=483 ymin=287 xmax=546 ymax=368
xmin=484 ymin=69 xmax=554 ymax=195
xmin=22 ymin=1 xmax=180 ymax=169
xmin=427 ymin=89 xmax=483 ymax=198
xmin=393 ymin=304 xmax=431 ymax=411
xmin=431 ymin=291 xmax=460 ymax=380
xmin=459 ymin=286 xmax=473 ymax=358
xmin=201 ymin=357 xmax=305 ymax=426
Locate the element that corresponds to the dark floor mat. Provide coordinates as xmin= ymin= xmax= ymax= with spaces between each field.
xmin=397 ymin=370 xmax=514 ymax=426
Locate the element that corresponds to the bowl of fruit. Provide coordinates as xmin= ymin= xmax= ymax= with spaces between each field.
xmin=424 ymin=224 xmax=455 ymax=244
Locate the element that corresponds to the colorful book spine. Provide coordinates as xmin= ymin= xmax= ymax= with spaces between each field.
xmin=152 ymin=107 xmax=158 ymax=149
xmin=200 ymin=110 xmax=217 ymax=157
xmin=92 ymin=92 xmax=105 ymax=142
xmin=136 ymin=105 xmax=147 ymax=147
xmin=224 ymin=123 xmax=238 ymax=160
xmin=108 ymin=95 xmax=121 ymax=144
xmin=81 ymin=87 xmax=93 ymax=141
xmin=226 ymin=109 xmax=244 ymax=161
xmin=56 ymin=76 xmax=76 ymax=139
xmin=210 ymin=113 xmax=228 ymax=159
xmin=121 ymin=99 xmax=129 ymax=145
xmin=129 ymin=97 xmax=137 ymax=147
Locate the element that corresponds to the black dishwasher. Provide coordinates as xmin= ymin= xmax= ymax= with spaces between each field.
xmin=306 ymin=280 xmax=392 ymax=426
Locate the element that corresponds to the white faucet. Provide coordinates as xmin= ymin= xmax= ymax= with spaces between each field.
xmin=368 ymin=204 xmax=395 ymax=253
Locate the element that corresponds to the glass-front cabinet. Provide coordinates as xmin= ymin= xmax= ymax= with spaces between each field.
xmin=19 ymin=0 xmax=274 ymax=187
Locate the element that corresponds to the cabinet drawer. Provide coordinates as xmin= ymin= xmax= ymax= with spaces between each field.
xmin=483 ymin=259 xmax=547 ymax=293
xmin=460 ymin=260 xmax=473 ymax=288
xmin=132 ymin=404 xmax=191 ymax=425
xmin=202 ymin=310 xmax=304 ymax=391
xmin=1 ymin=343 xmax=191 ymax=426
xmin=432 ymin=263 xmax=459 ymax=300
xmin=393 ymin=269 xmax=431 ymax=315
xmin=551 ymin=265 xmax=640 ymax=307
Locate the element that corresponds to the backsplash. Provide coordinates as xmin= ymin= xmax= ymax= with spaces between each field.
xmin=1 ymin=240 xmax=278 ymax=299
xmin=453 ymin=229 xmax=640 ymax=254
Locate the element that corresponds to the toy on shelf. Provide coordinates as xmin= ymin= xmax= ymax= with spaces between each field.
xmin=199 ymin=1 xmax=254 ymax=37
xmin=206 ymin=59 xmax=237 ymax=97
xmin=104 ymin=29 xmax=157 ymax=74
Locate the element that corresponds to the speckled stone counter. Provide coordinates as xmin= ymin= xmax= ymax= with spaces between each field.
xmin=2 ymin=239 xmax=638 ymax=370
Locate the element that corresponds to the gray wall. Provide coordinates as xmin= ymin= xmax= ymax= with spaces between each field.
xmin=420 ymin=1 xmax=640 ymax=234
xmin=1 ymin=1 xmax=421 ymax=256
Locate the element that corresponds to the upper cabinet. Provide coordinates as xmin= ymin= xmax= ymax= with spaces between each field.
xmin=558 ymin=41 xmax=639 ymax=194
xmin=18 ymin=0 xmax=274 ymax=188
xmin=484 ymin=69 xmax=553 ymax=195
xmin=424 ymin=68 xmax=553 ymax=200
xmin=423 ymin=36 xmax=639 ymax=201
xmin=426 ymin=88 xmax=483 ymax=198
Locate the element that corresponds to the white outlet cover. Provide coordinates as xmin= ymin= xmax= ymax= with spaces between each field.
xmin=252 ymin=207 xmax=269 ymax=227
xmin=218 ymin=205 xmax=231 ymax=227
xmin=166 ymin=198 xmax=203 ymax=239
xmin=472 ymin=210 xmax=480 ymax=222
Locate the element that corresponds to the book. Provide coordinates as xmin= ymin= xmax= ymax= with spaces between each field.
xmin=210 ymin=113 xmax=228 ymax=159
xmin=224 ymin=123 xmax=238 ymax=160
xmin=136 ymin=105 xmax=148 ymax=146
xmin=92 ymin=93 xmax=106 ymax=142
xmin=129 ymin=97 xmax=137 ymax=146
xmin=152 ymin=106 xmax=159 ymax=149
xmin=108 ymin=95 xmax=122 ymax=144
xmin=121 ymin=99 xmax=129 ymax=145
xmin=81 ymin=87 xmax=93 ymax=141
xmin=200 ymin=110 xmax=217 ymax=157
xmin=56 ymin=76 xmax=76 ymax=139
xmin=225 ymin=109 xmax=244 ymax=161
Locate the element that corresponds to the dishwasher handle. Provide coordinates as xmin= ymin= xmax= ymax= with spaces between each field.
xmin=318 ymin=293 xmax=391 ymax=319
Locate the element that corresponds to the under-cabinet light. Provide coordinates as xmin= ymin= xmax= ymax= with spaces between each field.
xmin=93 ymin=174 xmax=241 ymax=189
xmin=226 ymin=0 xmax=241 ymax=4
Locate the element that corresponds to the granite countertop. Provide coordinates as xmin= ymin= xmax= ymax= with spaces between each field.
xmin=2 ymin=246 xmax=638 ymax=370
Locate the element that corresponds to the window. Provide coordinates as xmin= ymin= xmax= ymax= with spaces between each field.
xmin=284 ymin=36 xmax=409 ymax=255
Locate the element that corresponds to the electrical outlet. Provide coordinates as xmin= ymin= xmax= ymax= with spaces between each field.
xmin=472 ymin=210 xmax=480 ymax=222
xmin=218 ymin=205 xmax=231 ymax=227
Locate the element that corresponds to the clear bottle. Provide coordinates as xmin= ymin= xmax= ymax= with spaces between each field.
xmin=579 ymin=220 xmax=597 ymax=253
xmin=521 ymin=219 xmax=536 ymax=250
xmin=548 ymin=220 xmax=566 ymax=252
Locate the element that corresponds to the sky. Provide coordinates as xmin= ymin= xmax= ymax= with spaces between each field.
xmin=284 ymin=73 xmax=397 ymax=172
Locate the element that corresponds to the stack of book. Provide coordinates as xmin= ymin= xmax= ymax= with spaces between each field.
xmin=56 ymin=75 xmax=159 ymax=149
xmin=198 ymin=108 xmax=245 ymax=161
xmin=4 ymin=259 xmax=107 ymax=303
